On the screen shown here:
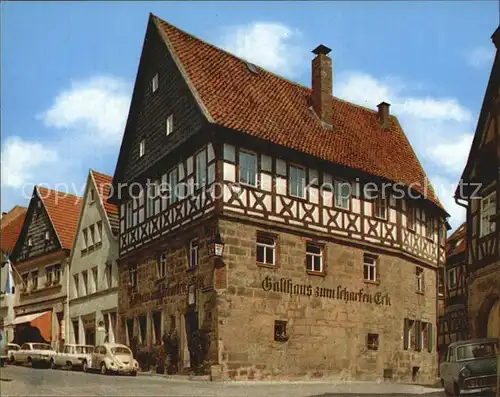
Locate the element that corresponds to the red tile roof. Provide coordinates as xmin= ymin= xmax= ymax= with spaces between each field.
xmin=37 ymin=186 xmax=82 ymax=250
xmin=446 ymin=222 xmax=466 ymax=258
xmin=1 ymin=206 xmax=27 ymax=228
xmin=152 ymin=14 xmax=443 ymax=211
xmin=91 ymin=170 xmax=119 ymax=233
xmin=1 ymin=209 xmax=27 ymax=254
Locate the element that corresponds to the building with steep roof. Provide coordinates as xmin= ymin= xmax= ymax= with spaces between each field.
xmin=68 ymin=170 xmax=119 ymax=346
xmin=110 ymin=14 xmax=448 ymax=382
xmin=9 ymin=187 xmax=82 ymax=347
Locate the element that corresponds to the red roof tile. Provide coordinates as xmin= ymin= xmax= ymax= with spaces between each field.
xmin=1 ymin=206 xmax=27 ymax=228
xmin=446 ymin=222 xmax=466 ymax=258
xmin=153 ymin=15 xmax=443 ymax=211
xmin=37 ymin=186 xmax=82 ymax=250
xmin=1 ymin=210 xmax=27 ymax=254
xmin=91 ymin=170 xmax=119 ymax=233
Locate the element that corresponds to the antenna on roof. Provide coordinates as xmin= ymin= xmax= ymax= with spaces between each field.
xmin=244 ymin=61 xmax=259 ymax=75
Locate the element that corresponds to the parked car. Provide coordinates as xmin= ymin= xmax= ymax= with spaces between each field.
xmin=87 ymin=343 xmax=139 ymax=376
xmin=51 ymin=344 xmax=94 ymax=371
xmin=6 ymin=343 xmax=21 ymax=364
xmin=11 ymin=342 xmax=55 ymax=367
xmin=440 ymin=338 xmax=498 ymax=396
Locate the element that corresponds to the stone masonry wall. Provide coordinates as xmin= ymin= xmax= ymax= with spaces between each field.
xmin=217 ymin=219 xmax=438 ymax=383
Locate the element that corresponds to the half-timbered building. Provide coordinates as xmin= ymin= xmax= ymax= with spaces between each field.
xmin=9 ymin=187 xmax=82 ymax=347
xmin=111 ymin=13 xmax=448 ymax=382
xmin=437 ymin=223 xmax=469 ymax=364
xmin=68 ymin=170 xmax=119 ymax=346
xmin=455 ymin=26 xmax=500 ymax=340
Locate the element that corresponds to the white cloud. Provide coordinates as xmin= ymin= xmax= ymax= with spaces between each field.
xmin=39 ymin=76 xmax=130 ymax=145
xmin=466 ymin=46 xmax=495 ymax=69
xmin=1 ymin=137 xmax=59 ymax=189
xmin=220 ymin=22 xmax=304 ymax=78
xmin=428 ymin=134 xmax=474 ymax=174
xmin=336 ymin=71 xmax=475 ymax=226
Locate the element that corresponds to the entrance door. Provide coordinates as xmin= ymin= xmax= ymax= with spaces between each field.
xmin=486 ymin=300 xmax=500 ymax=338
xmin=85 ymin=328 xmax=95 ymax=346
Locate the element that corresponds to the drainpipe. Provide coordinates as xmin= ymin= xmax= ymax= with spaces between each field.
xmin=65 ymin=257 xmax=70 ymax=343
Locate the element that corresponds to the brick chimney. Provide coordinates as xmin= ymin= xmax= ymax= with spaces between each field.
xmin=377 ymin=102 xmax=391 ymax=129
xmin=311 ymin=44 xmax=333 ymax=128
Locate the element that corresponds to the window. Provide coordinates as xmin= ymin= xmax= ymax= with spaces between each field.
xmin=73 ymin=274 xmax=79 ymax=298
xmin=195 ymin=150 xmax=207 ymax=189
xmin=363 ymin=254 xmax=377 ymax=282
xmin=306 ymin=242 xmax=323 ymax=273
xmin=152 ymin=73 xmax=159 ymax=93
xmin=334 ymin=180 xmax=351 ymax=210
xmin=152 ymin=311 xmax=162 ymax=345
xmin=374 ymin=196 xmax=387 ymax=220
xmin=239 ymin=151 xmax=257 ymax=187
xmin=82 ymin=229 xmax=88 ymax=250
xmin=480 ymin=192 xmax=496 ymax=237
xmin=169 ymin=169 xmax=178 ymax=204
xmin=129 ymin=266 xmax=137 ymax=288
xmin=139 ymin=139 xmax=145 ymax=158
xmin=31 ymin=271 xmax=38 ymax=290
xmin=407 ymin=204 xmax=416 ymax=231
xmin=138 ymin=315 xmax=147 ymax=344
xmin=105 ymin=263 xmax=112 ymax=288
xmin=157 ymin=252 xmax=168 ymax=279
xmin=289 ymin=165 xmax=306 ymax=198
xmin=28 ymin=237 xmax=32 ymax=247
xmin=126 ymin=318 xmax=134 ymax=346
xmin=126 ymin=201 xmax=133 ymax=228
xmin=46 ymin=266 xmax=53 ymax=285
xmin=189 ymin=239 xmax=198 ymax=269
xmin=96 ymin=221 xmax=103 ymax=244
xmin=50 ymin=264 xmax=61 ymax=285
xmin=448 ymin=267 xmax=457 ymax=289
xmin=89 ymin=225 xmax=95 ymax=247
xmin=165 ymin=114 xmax=173 ymax=136
xmin=438 ymin=268 xmax=445 ymax=297
xmin=21 ymin=273 xmax=29 ymax=291
xmin=256 ymin=234 xmax=276 ymax=266
xmin=274 ymin=320 xmax=288 ymax=342
xmin=188 ymin=284 xmax=196 ymax=305
xmin=367 ymin=333 xmax=379 ymax=351
xmin=426 ymin=217 xmax=434 ymax=239
xmin=82 ymin=271 xmax=88 ymax=295
xmin=44 ymin=230 xmax=50 ymax=241
xmin=416 ymin=267 xmax=424 ymax=293
xmin=92 ymin=267 xmax=98 ymax=292
xmin=90 ymin=189 xmax=95 ymax=202
xmin=147 ymin=183 xmax=155 ymax=218
xmin=403 ymin=318 xmax=415 ymax=350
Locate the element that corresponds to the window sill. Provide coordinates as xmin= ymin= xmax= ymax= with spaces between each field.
xmin=256 ymin=262 xmax=276 ymax=269
xmin=186 ymin=266 xmax=198 ymax=273
xmin=306 ymin=270 xmax=326 ymax=277
xmin=374 ymin=216 xmax=387 ymax=222
xmin=364 ymin=279 xmax=380 ymax=286
xmin=416 ymin=290 xmax=425 ymax=296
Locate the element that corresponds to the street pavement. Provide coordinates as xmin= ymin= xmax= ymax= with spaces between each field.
xmin=0 ymin=364 xmax=446 ymax=396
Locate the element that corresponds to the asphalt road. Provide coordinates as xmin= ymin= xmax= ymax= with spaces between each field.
xmin=0 ymin=364 xmax=446 ymax=397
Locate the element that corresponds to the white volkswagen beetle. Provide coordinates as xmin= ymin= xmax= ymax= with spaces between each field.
xmin=87 ymin=343 xmax=139 ymax=376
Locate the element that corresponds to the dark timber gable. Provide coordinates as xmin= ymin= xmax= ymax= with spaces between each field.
xmin=11 ymin=188 xmax=61 ymax=263
xmin=112 ymin=15 xmax=208 ymax=194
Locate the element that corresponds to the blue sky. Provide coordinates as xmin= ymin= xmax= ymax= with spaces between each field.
xmin=1 ymin=1 xmax=498 ymax=230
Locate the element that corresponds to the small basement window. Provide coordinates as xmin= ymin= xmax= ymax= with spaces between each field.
xmin=274 ymin=320 xmax=288 ymax=342
xmin=367 ymin=333 xmax=379 ymax=351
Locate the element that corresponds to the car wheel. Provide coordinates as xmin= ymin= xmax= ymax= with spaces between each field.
xmin=27 ymin=357 xmax=32 ymax=368
xmin=130 ymin=371 xmax=137 ymax=377
xmin=66 ymin=361 xmax=73 ymax=371
xmin=100 ymin=362 xmax=107 ymax=375
xmin=82 ymin=360 xmax=88 ymax=373
xmin=49 ymin=358 xmax=56 ymax=370
xmin=10 ymin=355 xmax=15 ymax=364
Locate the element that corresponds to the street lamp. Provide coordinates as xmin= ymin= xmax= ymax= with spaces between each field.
xmin=207 ymin=233 xmax=225 ymax=261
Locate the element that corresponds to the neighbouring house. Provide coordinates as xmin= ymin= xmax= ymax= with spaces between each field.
xmin=68 ymin=170 xmax=119 ymax=346
xmin=9 ymin=187 xmax=82 ymax=347
xmin=0 ymin=206 xmax=27 ymax=342
xmin=110 ymin=13 xmax=448 ymax=382
xmin=455 ymin=25 xmax=500 ymax=340
xmin=437 ymin=223 xmax=469 ymax=364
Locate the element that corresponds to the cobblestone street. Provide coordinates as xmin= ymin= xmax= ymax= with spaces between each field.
xmin=0 ymin=365 xmax=446 ymax=396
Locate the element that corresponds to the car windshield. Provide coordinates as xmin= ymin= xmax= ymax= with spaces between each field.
xmin=111 ymin=347 xmax=131 ymax=355
xmin=457 ymin=342 xmax=497 ymax=360
xmin=32 ymin=344 xmax=52 ymax=350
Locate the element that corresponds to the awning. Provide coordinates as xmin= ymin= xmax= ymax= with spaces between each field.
xmin=9 ymin=311 xmax=50 ymax=326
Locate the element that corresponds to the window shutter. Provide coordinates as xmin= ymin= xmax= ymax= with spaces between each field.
xmin=427 ymin=323 xmax=433 ymax=353
xmin=415 ymin=321 xmax=422 ymax=351
xmin=403 ymin=318 xmax=409 ymax=350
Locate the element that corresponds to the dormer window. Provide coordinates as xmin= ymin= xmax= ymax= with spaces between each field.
xmin=334 ymin=180 xmax=351 ymax=210
xmin=165 ymin=114 xmax=173 ymax=136
xmin=289 ymin=165 xmax=306 ymax=199
xmin=139 ymin=139 xmax=145 ymax=158
xmin=374 ymin=196 xmax=387 ymax=220
xmin=407 ymin=204 xmax=416 ymax=231
xmin=152 ymin=73 xmax=159 ymax=93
